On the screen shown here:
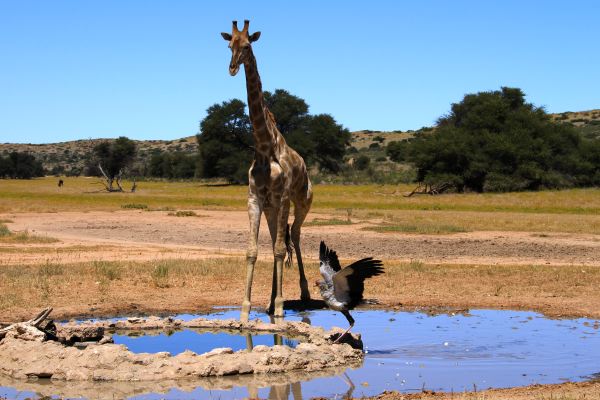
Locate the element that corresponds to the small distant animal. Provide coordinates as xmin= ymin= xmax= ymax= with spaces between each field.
xmin=316 ymin=241 xmax=384 ymax=342
xmin=57 ymin=179 xmax=64 ymax=187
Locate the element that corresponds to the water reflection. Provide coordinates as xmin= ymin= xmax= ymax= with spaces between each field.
xmin=0 ymin=365 xmax=358 ymax=400
xmin=2 ymin=308 xmax=600 ymax=399
xmin=112 ymin=327 xmax=299 ymax=356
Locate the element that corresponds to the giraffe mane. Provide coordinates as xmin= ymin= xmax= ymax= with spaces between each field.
xmin=265 ymin=109 xmax=277 ymax=126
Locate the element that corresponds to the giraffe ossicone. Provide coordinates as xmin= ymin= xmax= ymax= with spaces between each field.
xmin=221 ymin=20 xmax=313 ymax=321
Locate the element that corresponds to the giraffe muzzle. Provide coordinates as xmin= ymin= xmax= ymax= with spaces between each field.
xmin=229 ymin=65 xmax=240 ymax=76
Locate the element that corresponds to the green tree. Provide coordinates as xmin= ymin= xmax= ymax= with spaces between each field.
xmin=196 ymin=99 xmax=252 ymax=183
xmin=386 ymin=140 xmax=409 ymax=162
xmin=93 ymin=136 xmax=137 ymax=190
xmin=408 ymin=87 xmax=600 ymax=192
xmin=0 ymin=152 xmax=45 ymax=179
xmin=301 ymin=113 xmax=350 ymax=173
xmin=197 ymin=91 xmax=350 ymax=179
xmin=354 ymin=155 xmax=370 ymax=170
xmin=149 ymin=152 xmax=197 ymax=179
xmin=264 ymin=90 xmax=350 ymax=172
xmin=263 ymin=89 xmax=309 ymax=135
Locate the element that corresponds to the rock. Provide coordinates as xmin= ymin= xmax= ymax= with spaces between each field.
xmin=57 ymin=326 xmax=105 ymax=344
xmin=204 ymin=347 xmax=233 ymax=357
xmin=0 ymin=316 xmax=365 ymax=382
xmin=6 ymin=324 xmax=46 ymax=342
xmin=98 ymin=335 xmax=113 ymax=345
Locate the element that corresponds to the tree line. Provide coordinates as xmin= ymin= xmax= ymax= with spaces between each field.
xmin=0 ymin=152 xmax=44 ymax=179
xmin=3 ymin=86 xmax=599 ymax=193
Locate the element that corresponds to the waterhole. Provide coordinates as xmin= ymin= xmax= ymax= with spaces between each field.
xmin=1 ymin=308 xmax=599 ymax=399
xmin=111 ymin=329 xmax=299 ymax=355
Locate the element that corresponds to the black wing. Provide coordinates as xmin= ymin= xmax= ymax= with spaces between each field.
xmin=333 ymin=258 xmax=384 ymax=309
xmin=319 ymin=241 xmax=341 ymax=273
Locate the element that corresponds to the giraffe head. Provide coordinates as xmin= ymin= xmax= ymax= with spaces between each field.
xmin=221 ymin=20 xmax=261 ymax=76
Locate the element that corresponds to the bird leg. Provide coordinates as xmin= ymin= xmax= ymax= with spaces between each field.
xmin=333 ymin=310 xmax=355 ymax=344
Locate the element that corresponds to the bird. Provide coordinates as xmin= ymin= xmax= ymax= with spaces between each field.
xmin=316 ymin=241 xmax=384 ymax=343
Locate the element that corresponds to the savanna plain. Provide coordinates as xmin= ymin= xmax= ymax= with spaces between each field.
xmin=1 ymin=177 xmax=600 ymax=399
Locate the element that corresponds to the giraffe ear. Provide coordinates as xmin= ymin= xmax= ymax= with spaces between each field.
xmin=221 ymin=32 xmax=232 ymax=41
xmin=249 ymin=31 xmax=261 ymax=42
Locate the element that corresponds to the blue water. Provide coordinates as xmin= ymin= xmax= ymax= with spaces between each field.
xmin=1 ymin=308 xmax=599 ymax=399
xmin=112 ymin=329 xmax=298 ymax=355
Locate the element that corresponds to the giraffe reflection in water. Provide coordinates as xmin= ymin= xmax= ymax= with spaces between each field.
xmin=242 ymin=314 xmax=354 ymax=400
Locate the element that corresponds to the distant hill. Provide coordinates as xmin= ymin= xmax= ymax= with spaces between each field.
xmin=548 ymin=109 xmax=600 ymax=140
xmin=0 ymin=136 xmax=198 ymax=175
xmin=1 ymin=109 xmax=598 ymax=175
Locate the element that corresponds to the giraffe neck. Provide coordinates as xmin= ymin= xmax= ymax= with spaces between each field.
xmin=243 ymin=49 xmax=275 ymax=159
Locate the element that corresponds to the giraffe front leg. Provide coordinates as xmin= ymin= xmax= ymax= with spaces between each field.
xmin=270 ymin=197 xmax=290 ymax=318
xmin=242 ymin=196 xmax=261 ymax=322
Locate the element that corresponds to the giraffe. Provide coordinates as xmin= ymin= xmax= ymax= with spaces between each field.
xmin=221 ymin=20 xmax=312 ymax=321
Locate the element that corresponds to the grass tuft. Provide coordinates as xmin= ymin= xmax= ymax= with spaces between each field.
xmin=0 ymin=224 xmax=10 ymax=237
xmin=121 ymin=203 xmax=148 ymax=209
xmin=94 ymin=261 xmax=121 ymax=281
xmin=168 ymin=210 xmax=198 ymax=217
xmin=365 ymin=223 xmax=467 ymax=234
xmin=306 ymin=218 xmax=353 ymax=226
xmin=0 ymin=223 xmax=59 ymax=243
xmin=151 ymin=263 xmax=170 ymax=288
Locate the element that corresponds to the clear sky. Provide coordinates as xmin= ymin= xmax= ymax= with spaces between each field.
xmin=1 ymin=1 xmax=599 ymax=144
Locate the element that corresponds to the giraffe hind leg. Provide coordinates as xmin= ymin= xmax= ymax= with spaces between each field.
xmin=264 ymin=208 xmax=279 ymax=316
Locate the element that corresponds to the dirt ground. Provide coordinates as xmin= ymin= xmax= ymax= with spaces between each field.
xmin=2 ymin=210 xmax=599 ymax=267
xmin=1 ymin=209 xmax=600 ymax=322
xmin=1 ymin=209 xmax=600 ymax=399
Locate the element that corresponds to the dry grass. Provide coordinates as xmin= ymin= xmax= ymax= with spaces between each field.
xmin=365 ymin=223 xmax=467 ymax=234
xmin=2 ymin=178 xmax=599 ymax=216
xmin=168 ymin=210 xmax=198 ymax=217
xmin=370 ymin=261 xmax=600 ymax=318
xmin=2 ymin=258 xmax=600 ymax=320
xmin=373 ymin=380 xmax=600 ymax=399
xmin=352 ymin=209 xmax=600 ymax=234
xmin=305 ymin=218 xmax=353 ymax=226
xmin=2 ymin=178 xmax=599 ymax=234
xmin=0 ymin=222 xmax=58 ymax=244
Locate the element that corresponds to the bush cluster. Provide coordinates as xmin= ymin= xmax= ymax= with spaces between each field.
xmin=397 ymin=87 xmax=600 ymax=192
xmin=0 ymin=152 xmax=45 ymax=179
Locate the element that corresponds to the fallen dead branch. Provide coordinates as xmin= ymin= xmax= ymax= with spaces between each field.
xmin=404 ymin=182 xmax=452 ymax=197
xmin=0 ymin=307 xmax=53 ymax=341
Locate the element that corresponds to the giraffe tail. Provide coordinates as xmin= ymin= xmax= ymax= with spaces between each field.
xmin=285 ymin=223 xmax=294 ymax=268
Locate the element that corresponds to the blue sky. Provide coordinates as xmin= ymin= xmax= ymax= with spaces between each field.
xmin=1 ymin=1 xmax=599 ymax=144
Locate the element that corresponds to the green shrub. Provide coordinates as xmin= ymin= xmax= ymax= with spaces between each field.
xmin=354 ymin=155 xmax=371 ymax=171
xmin=0 ymin=224 xmax=11 ymax=237
xmin=168 ymin=210 xmax=197 ymax=217
xmin=121 ymin=203 xmax=148 ymax=209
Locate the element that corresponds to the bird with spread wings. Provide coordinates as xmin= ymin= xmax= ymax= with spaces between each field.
xmin=316 ymin=241 xmax=384 ymax=343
